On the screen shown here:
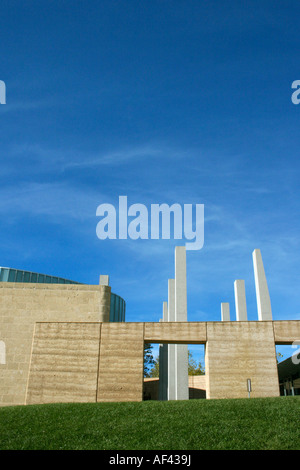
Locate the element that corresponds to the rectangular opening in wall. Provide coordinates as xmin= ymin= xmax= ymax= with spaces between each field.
xmin=143 ymin=343 xmax=206 ymax=401
xmin=276 ymin=344 xmax=300 ymax=396
xmin=143 ymin=342 xmax=159 ymax=400
xmin=188 ymin=344 xmax=206 ymax=399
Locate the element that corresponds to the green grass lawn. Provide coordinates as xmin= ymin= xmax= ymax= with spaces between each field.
xmin=0 ymin=397 xmax=299 ymax=450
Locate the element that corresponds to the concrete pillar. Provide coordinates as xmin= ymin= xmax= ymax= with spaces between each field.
xmin=99 ymin=275 xmax=109 ymax=286
xmin=158 ymin=302 xmax=168 ymax=401
xmin=234 ymin=280 xmax=247 ymax=321
xmin=175 ymin=246 xmax=187 ymax=322
xmin=98 ymin=280 xmax=111 ymax=322
xmin=158 ymin=320 xmax=163 ymax=401
xmin=167 ymin=279 xmax=176 ymax=400
xmin=175 ymin=246 xmax=189 ymax=400
xmin=221 ymin=302 xmax=230 ymax=321
xmin=163 ymin=301 xmax=168 ymax=322
xmin=253 ymin=249 xmax=272 ymax=321
xmin=162 ymin=301 xmax=169 ymax=397
xmin=175 ymin=344 xmax=189 ymax=400
xmin=167 ymin=280 xmax=175 ymax=324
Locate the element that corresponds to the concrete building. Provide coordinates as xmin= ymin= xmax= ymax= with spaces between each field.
xmin=0 ymin=249 xmax=299 ymax=406
xmin=0 ymin=267 xmax=126 ymax=322
xmin=0 ymin=267 xmax=125 ymax=406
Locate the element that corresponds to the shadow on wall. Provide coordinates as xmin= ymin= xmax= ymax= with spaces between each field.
xmin=189 ymin=387 xmax=206 ymax=399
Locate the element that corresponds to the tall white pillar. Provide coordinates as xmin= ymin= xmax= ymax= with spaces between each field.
xmin=175 ymin=246 xmax=187 ymax=322
xmin=159 ymin=302 xmax=168 ymax=401
xmin=175 ymin=247 xmax=189 ymax=400
xmin=158 ymin=319 xmax=163 ymax=401
xmin=162 ymin=301 xmax=169 ymax=401
xmin=234 ymin=280 xmax=247 ymax=321
xmin=221 ymin=302 xmax=230 ymax=321
xmin=99 ymin=274 xmax=111 ymax=322
xmin=163 ymin=301 xmax=168 ymax=322
xmin=253 ymin=249 xmax=273 ymax=321
xmin=167 ymin=279 xmax=176 ymax=400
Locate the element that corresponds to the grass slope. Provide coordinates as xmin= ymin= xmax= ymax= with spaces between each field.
xmin=0 ymin=397 xmax=299 ymax=450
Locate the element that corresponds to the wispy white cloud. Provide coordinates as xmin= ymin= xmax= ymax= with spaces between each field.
xmin=0 ymin=98 xmax=54 ymax=114
xmin=63 ymin=146 xmax=165 ymax=168
xmin=8 ymin=142 xmax=184 ymax=173
xmin=0 ymin=181 xmax=103 ymax=223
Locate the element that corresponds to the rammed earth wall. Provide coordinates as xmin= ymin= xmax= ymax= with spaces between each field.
xmin=1 ymin=281 xmax=300 ymax=405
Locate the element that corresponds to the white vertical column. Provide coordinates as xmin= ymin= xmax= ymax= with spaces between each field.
xmin=175 ymin=246 xmax=189 ymax=400
xmin=221 ymin=302 xmax=230 ymax=321
xmin=162 ymin=301 xmax=168 ymax=401
xmin=253 ymin=249 xmax=273 ymax=321
xmin=158 ymin=319 xmax=163 ymax=401
xmin=159 ymin=302 xmax=168 ymax=401
xmin=99 ymin=275 xmax=109 ymax=286
xmin=234 ymin=280 xmax=247 ymax=321
xmin=163 ymin=301 xmax=168 ymax=322
xmin=175 ymin=246 xmax=187 ymax=321
xmin=99 ymin=274 xmax=110 ymax=322
xmin=167 ymin=279 xmax=176 ymax=400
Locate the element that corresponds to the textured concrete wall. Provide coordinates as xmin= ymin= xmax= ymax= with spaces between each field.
xmin=97 ymin=323 xmax=144 ymax=402
xmin=273 ymin=321 xmax=300 ymax=344
xmin=144 ymin=322 xmax=207 ymax=344
xmin=25 ymin=320 xmax=300 ymax=404
xmin=189 ymin=375 xmax=206 ymax=399
xmin=26 ymin=322 xmax=101 ymax=404
xmin=188 ymin=375 xmax=206 ymax=390
xmin=0 ymin=283 xmax=111 ymax=406
xmin=205 ymin=322 xmax=279 ymax=399
xmin=2 ymin=302 xmax=300 ymax=405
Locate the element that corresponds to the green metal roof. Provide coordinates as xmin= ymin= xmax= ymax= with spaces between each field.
xmin=0 ymin=267 xmax=81 ymax=284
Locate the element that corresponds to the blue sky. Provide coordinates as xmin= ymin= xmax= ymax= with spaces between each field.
xmin=0 ymin=1 xmax=299 ymax=363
